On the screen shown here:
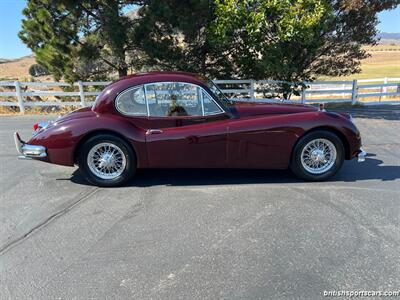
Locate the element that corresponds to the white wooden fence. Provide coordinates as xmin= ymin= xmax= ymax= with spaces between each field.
xmin=0 ymin=77 xmax=399 ymax=113
xmin=0 ymin=81 xmax=111 ymax=114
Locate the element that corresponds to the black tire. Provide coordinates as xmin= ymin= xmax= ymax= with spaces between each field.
xmin=77 ymin=134 xmax=136 ymax=187
xmin=290 ymin=130 xmax=344 ymax=181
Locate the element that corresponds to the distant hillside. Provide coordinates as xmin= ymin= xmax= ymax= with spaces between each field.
xmin=0 ymin=55 xmax=54 ymax=81
xmin=0 ymin=58 xmax=17 ymax=64
xmin=377 ymin=32 xmax=400 ymax=40
xmin=376 ymin=32 xmax=400 ymax=45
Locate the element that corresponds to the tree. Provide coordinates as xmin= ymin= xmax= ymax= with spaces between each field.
xmin=19 ymin=0 xmax=143 ymax=82
xmin=28 ymin=64 xmax=49 ymax=77
xmin=132 ymin=0 xmax=235 ymax=78
xmin=211 ymin=0 xmax=399 ymax=85
xmin=133 ymin=0 xmax=398 ymax=94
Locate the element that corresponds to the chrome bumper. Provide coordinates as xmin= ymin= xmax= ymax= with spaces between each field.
xmin=14 ymin=132 xmax=47 ymax=159
xmin=357 ymin=148 xmax=366 ymax=162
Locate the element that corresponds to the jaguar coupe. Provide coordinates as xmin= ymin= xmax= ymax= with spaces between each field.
xmin=14 ymin=72 xmax=366 ymax=186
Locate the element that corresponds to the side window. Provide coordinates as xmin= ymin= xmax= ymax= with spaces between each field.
xmin=202 ymin=91 xmax=223 ymax=115
xmin=115 ymin=86 xmax=147 ymax=116
xmin=145 ymin=82 xmax=203 ymax=117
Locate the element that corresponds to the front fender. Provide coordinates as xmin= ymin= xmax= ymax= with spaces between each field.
xmin=228 ymin=111 xmax=361 ymax=168
xmin=286 ymin=111 xmax=362 ymax=160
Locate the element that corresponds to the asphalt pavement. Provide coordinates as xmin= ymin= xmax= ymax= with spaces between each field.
xmin=0 ymin=106 xmax=399 ymax=299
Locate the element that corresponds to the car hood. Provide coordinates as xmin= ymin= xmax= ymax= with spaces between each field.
xmin=233 ymin=102 xmax=318 ymax=117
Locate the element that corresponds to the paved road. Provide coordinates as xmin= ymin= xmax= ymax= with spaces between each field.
xmin=0 ymin=107 xmax=399 ymax=299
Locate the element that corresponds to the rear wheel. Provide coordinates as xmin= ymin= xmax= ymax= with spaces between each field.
xmin=290 ymin=130 xmax=344 ymax=181
xmin=77 ymin=134 xmax=136 ymax=187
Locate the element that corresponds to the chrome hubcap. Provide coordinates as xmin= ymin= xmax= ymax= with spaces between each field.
xmin=301 ymin=138 xmax=337 ymax=174
xmin=87 ymin=143 xmax=126 ymax=180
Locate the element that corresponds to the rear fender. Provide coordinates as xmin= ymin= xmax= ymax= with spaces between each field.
xmin=28 ymin=115 xmax=147 ymax=167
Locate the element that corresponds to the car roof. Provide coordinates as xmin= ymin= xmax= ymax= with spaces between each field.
xmin=112 ymin=71 xmax=207 ymax=87
xmin=92 ymin=71 xmax=211 ymax=114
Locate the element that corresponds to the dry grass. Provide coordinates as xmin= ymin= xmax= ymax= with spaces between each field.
xmin=321 ymin=46 xmax=400 ymax=80
xmin=363 ymin=44 xmax=400 ymax=51
xmin=0 ymin=105 xmax=79 ymax=116
xmin=0 ymin=56 xmax=36 ymax=80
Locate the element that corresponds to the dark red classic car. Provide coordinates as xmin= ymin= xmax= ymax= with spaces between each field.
xmin=14 ymin=72 xmax=365 ymax=186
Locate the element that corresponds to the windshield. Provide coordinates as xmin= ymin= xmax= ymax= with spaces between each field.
xmin=206 ymin=81 xmax=235 ymax=108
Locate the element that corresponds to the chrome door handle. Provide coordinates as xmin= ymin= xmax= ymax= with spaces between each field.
xmin=146 ymin=129 xmax=163 ymax=135
xmin=192 ymin=118 xmax=206 ymax=122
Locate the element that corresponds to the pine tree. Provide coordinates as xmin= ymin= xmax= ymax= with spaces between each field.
xmin=19 ymin=0 xmax=142 ymax=82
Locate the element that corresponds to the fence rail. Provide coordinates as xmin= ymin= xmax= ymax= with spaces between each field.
xmin=0 ymin=78 xmax=399 ymax=113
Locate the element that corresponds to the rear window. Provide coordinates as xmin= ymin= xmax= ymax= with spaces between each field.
xmin=115 ymin=86 xmax=147 ymax=116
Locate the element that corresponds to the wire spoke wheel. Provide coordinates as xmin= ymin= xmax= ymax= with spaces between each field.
xmin=87 ymin=142 xmax=126 ymax=180
xmin=300 ymin=138 xmax=337 ymax=175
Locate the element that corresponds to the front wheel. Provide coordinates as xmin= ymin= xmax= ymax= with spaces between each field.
xmin=77 ymin=134 xmax=136 ymax=187
xmin=290 ymin=131 xmax=344 ymax=181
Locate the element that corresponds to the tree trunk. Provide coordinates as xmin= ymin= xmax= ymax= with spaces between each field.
xmin=118 ymin=67 xmax=128 ymax=78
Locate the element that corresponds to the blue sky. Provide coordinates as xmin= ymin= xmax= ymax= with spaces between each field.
xmin=0 ymin=1 xmax=399 ymax=59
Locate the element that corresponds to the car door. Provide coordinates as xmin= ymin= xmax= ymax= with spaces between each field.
xmin=227 ymin=114 xmax=296 ymax=169
xmin=144 ymin=82 xmax=229 ymax=168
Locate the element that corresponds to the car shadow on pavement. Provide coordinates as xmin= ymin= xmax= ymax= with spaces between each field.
xmin=67 ymin=153 xmax=400 ymax=187
xmin=335 ymin=153 xmax=400 ymax=182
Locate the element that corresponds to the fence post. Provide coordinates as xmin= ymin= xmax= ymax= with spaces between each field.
xmin=301 ymin=87 xmax=306 ymax=104
xmin=351 ymin=79 xmax=358 ymax=105
xmin=249 ymin=80 xmax=255 ymax=100
xmin=14 ymin=81 xmax=25 ymax=114
xmin=78 ymin=81 xmax=86 ymax=107
xmin=342 ymin=83 xmax=346 ymax=99
xmin=381 ymin=77 xmax=388 ymax=102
